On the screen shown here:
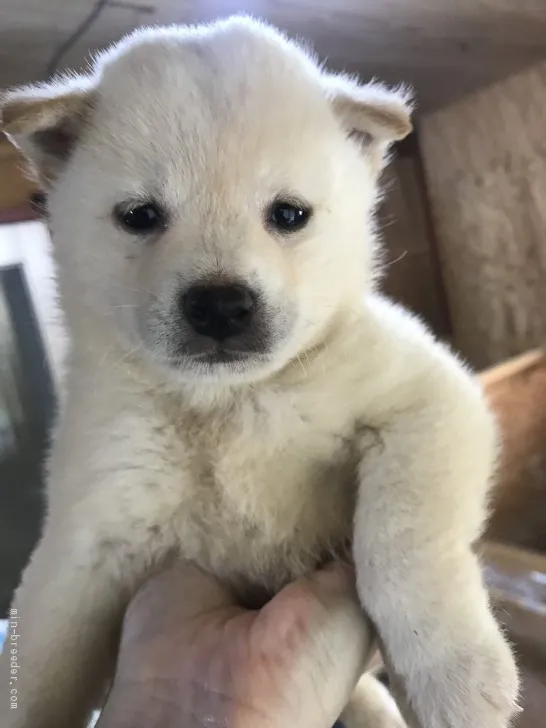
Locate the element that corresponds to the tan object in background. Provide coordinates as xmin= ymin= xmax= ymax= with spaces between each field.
xmin=480 ymin=350 xmax=546 ymax=552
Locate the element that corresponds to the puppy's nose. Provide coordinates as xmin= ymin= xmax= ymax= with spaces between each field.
xmin=182 ymin=284 xmax=256 ymax=341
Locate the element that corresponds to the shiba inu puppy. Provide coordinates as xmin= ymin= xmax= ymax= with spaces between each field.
xmin=0 ymin=15 xmax=518 ymax=728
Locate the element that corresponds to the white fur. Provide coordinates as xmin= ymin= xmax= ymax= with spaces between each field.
xmin=0 ymin=16 xmax=518 ymax=728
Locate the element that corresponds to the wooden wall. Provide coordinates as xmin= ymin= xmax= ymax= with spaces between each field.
xmin=0 ymin=138 xmax=38 ymax=214
xmin=379 ymin=153 xmax=451 ymax=338
xmin=420 ymin=61 xmax=546 ymax=368
xmin=3 ymin=0 xmax=546 ymax=112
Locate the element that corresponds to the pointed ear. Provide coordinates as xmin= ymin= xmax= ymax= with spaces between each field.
xmin=326 ymin=76 xmax=413 ymax=147
xmin=1 ymin=78 xmax=95 ymax=185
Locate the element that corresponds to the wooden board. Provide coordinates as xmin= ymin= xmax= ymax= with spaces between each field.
xmin=0 ymin=0 xmax=546 ymax=110
xmin=379 ymin=154 xmax=451 ymax=338
xmin=419 ymin=59 xmax=546 ymax=367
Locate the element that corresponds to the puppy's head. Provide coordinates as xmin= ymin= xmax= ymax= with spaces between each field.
xmin=1 ymin=17 xmax=412 ymax=384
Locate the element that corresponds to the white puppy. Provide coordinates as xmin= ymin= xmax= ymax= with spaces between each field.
xmin=0 ymin=16 xmax=518 ymax=728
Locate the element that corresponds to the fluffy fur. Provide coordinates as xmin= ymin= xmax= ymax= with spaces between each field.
xmin=0 ymin=16 xmax=518 ymax=728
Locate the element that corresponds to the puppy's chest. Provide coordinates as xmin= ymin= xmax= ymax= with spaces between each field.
xmin=168 ymin=393 xmax=361 ymax=599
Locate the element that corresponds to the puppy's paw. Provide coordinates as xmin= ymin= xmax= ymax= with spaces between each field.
xmin=400 ymin=630 xmax=519 ymax=728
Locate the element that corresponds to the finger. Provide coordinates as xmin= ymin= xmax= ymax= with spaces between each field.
xmin=306 ymin=561 xmax=359 ymax=602
xmin=259 ymin=562 xmax=373 ymax=660
xmin=252 ymin=563 xmax=374 ymax=727
xmin=295 ymin=565 xmax=376 ymax=726
xmin=304 ymin=561 xmax=375 ymax=669
xmin=304 ymin=562 xmax=377 ymax=659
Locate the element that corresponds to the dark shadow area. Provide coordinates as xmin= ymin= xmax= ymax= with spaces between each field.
xmin=0 ymin=264 xmax=55 ymax=616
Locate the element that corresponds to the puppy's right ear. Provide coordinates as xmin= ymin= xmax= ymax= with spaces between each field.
xmin=1 ymin=78 xmax=95 ymax=185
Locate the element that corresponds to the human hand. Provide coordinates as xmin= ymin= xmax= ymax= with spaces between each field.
xmin=97 ymin=562 xmax=374 ymax=728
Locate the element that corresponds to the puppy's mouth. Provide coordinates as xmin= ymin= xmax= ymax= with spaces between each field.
xmin=155 ymin=347 xmax=273 ymax=382
xmin=156 ymin=338 xmax=273 ymax=373
xmin=186 ymin=347 xmax=268 ymax=366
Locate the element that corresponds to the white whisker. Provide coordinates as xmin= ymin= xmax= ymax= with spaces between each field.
xmin=384 ymin=250 xmax=408 ymax=268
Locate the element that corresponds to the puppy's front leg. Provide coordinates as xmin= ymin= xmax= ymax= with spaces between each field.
xmin=354 ymin=374 xmax=519 ymax=728
xmin=0 ymin=528 xmax=134 ymax=728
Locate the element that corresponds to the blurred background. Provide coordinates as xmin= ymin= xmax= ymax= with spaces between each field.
xmin=0 ymin=1 xmax=545 ymax=723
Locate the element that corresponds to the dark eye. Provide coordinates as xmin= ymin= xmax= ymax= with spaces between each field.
xmin=116 ymin=202 xmax=165 ymax=233
xmin=268 ymin=201 xmax=311 ymax=232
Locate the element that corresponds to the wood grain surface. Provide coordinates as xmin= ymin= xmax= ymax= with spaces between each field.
xmin=1 ymin=1 xmax=546 ymax=110
xmin=420 ymin=60 xmax=546 ymax=368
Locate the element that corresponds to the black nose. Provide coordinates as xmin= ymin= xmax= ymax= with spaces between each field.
xmin=182 ymin=284 xmax=256 ymax=341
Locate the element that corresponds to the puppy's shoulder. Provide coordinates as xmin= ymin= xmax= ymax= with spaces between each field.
xmin=341 ymin=294 xmax=483 ymax=420
xmin=332 ymin=293 xmax=446 ymax=384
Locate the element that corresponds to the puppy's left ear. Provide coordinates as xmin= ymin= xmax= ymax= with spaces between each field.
xmin=326 ymin=76 xmax=413 ymax=148
xmin=1 ymin=78 xmax=95 ymax=185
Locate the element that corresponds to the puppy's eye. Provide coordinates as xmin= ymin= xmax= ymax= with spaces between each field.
xmin=115 ymin=203 xmax=165 ymax=234
xmin=268 ymin=201 xmax=311 ymax=232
